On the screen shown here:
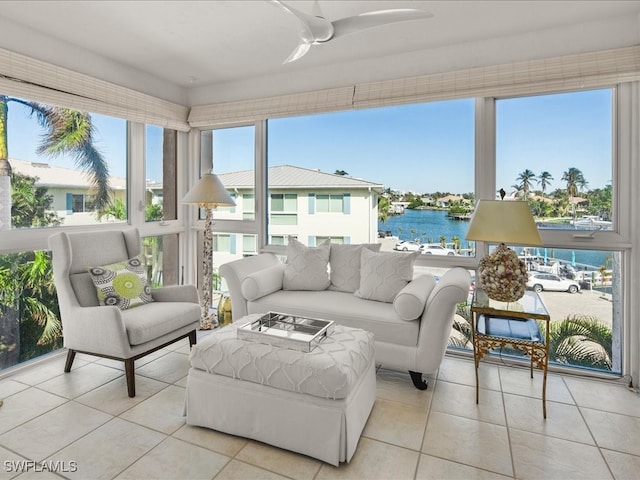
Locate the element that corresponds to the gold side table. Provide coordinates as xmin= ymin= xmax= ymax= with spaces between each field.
xmin=471 ymin=288 xmax=551 ymax=418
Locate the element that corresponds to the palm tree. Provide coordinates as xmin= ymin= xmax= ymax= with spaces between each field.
xmin=545 ymin=315 xmax=612 ymax=370
xmin=562 ymin=167 xmax=588 ymax=198
xmin=0 ymin=172 xmax=62 ymax=369
xmin=449 ymin=303 xmax=473 ymax=349
xmin=562 ymin=167 xmax=588 ymax=222
xmin=0 ymin=95 xmax=111 ymax=230
xmin=516 ymin=169 xmax=537 ymax=197
xmin=538 ymin=171 xmax=554 ymax=196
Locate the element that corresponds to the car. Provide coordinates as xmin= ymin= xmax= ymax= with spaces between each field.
xmin=420 ymin=243 xmax=457 ymax=255
xmin=394 ymin=240 xmax=421 ymax=251
xmin=526 ymin=272 xmax=581 ymax=294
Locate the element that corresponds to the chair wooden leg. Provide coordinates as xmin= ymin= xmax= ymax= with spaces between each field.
xmin=188 ymin=330 xmax=197 ymax=348
xmin=124 ymin=359 xmax=136 ymax=397
xmin=64 ymin=350 xmax=76 ymax=373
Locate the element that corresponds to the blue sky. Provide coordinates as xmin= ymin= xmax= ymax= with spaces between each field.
xmin=6 ymin=89 xmax=612 ymax=194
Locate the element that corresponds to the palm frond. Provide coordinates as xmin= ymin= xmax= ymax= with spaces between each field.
xmin=22 ymin=103 xmax=111 ymax=209
xmin=548 ymin=315 xmax=612 ymax=370
xmin=21 ymin=296 xmax=62 ymax=345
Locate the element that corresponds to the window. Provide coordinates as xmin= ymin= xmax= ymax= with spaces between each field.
xmin=316 ymin=194 xmax=345 ymax=213
xmin=213 ymin=234 xmax=233 ymax=253
xmin=199 ymin=88 xmax=629 ymax=379
xmin=70 ymin=194 xmax=95 ymax=213
xmin=0 ymin=95 xmax=128 ymax=229
xmin=269 ymin=235 xmax=287 ymax=246
xmin=316 ymin=236 xmax=345 ymax=244
xmin=145 ymin=125 xmax=177 ymax=222
xmin=243 ymin=193 xmax=255 ymax=220
xmin=473 ymin=88 xmax=621 ymax=374
xmin=266 ymin=100 xmax=475 ymax=249
xmin=198 ymin=125 xmax=255 ymax=222
xmin=496 ymin=89 xmax=613 ymax=231
xmin=270 ymin=193 xmax=298 ymax=225
xmin=0 ymin=249 xmax=61 ymax=371
xmin=242 ymin=234 xmax=257 ymax=255
xmin=141 ymin=234 xmax=180 ymax=288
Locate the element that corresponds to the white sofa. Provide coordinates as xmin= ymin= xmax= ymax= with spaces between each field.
xmin=219 ymin=241 xmax=471 ymax=389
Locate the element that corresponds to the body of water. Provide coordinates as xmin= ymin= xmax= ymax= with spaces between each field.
xmin=378 ymin=209 xmax=612 ymax=270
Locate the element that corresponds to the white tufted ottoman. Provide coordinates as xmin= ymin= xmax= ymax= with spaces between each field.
xmin=185 ymin=314 xmax=376 ymax=466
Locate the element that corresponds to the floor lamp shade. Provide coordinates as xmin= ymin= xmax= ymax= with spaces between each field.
xmin=183 ymin=172 xmax=235 ymax=330
xmin=182 ymin=172 xmax=235 ymax=207
xmin=466 ymin=200 xmax=543 ymax=302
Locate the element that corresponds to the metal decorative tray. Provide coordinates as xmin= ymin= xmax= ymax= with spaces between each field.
xmin=237 ymin=312 xmax=335 ymax=352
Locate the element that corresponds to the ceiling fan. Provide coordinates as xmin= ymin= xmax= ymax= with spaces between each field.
xmin=270 ymin=0 xmax=434 ymax=63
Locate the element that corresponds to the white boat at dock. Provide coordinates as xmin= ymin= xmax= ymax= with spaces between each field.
xmin=572 ymin=215 xmax=612 ymax=229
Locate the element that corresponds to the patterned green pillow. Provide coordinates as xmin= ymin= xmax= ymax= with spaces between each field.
xmin=88 ymin=256 xmax=154 ymax=310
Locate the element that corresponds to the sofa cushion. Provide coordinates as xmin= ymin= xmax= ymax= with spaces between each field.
xmin=394 ymin=274 xmax=437 ymax=321
xmin=328 ymin=243 xmax=382 ymax=293
xmin=283 ymin=237 xmax=330 ymax=291
xmin=354 ymin=249 xmax=420 ymax=303
xmin=247 ymin=290 xmax=420 ymax=347
xmin=241 ymin=264 xmax=285 ymax=301
xmin=88 ymin=256 xmax=154 ymax=310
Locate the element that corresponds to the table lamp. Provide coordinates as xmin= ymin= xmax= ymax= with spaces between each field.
xmin=466 ymin=194 xmax=543 ymax=302
xmin=183 ymin=170 xmax=236 ymax=329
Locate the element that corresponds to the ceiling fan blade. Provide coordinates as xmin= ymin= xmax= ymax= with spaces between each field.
xmin=269 ymin=0 xmax=334 ymax=43
xmin=332 ymin=9 xmax=433 ymax=39
xmin=284 ymin=41 xmax=312 ymax=64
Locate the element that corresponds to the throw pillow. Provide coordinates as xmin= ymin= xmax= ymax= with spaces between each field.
xmin=328 ymin=243 xmax=382 ymax=293
xmin=88 ymin=256 xmax=154 ymax=310
xmin=354 ymin=249 xmax=420 ymax=303
xmin=283 ymin=236 xmax=331 ymax=291
xmin=393 ymin=274 xmax=436 ymax=321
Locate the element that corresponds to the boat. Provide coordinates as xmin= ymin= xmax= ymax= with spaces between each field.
xmin=572 ymin=215 xmax=612 ymax=229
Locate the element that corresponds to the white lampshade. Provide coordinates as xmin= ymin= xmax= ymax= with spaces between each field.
xmin=182 ymin=172 xmax=236 ymax=207
xmin=466 ymin=199 xmax=543 ymax=246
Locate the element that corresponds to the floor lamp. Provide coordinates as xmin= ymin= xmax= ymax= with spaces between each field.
xmin=183 ymin=170 xmax=236 ymax=330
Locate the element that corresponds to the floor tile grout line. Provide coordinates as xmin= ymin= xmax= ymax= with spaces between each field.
xmin=3 ymin=353 xmax=640 ymax=479
xmin=497 ymin=367 xmax=518 ymax=480
xmin=563 ymin=375 xmax=619 ymax=480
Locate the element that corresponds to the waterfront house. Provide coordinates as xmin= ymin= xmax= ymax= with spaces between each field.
xmin=10 ymin=159 xmax=165 ymax=225
xmin=10 ymin=159 xmax=127 ymax=225
xmin=435 ymin=194 xmax=467 ymax=208
xmin=211 ymin=164 xmax=383 ymax=266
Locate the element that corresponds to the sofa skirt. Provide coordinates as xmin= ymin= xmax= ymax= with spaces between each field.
xmin=185 ymin=360 xmax=376 ymax=466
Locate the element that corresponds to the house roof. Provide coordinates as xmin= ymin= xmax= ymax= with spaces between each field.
xmin=436 ymin=195 xmax=465 ymax=203
xmin=218 ymin=165 xmax=383 ymax=192
xmin=9 ymin=158 xmax=126 ymax=190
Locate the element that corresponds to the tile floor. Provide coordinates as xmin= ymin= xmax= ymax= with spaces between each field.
xmin=1 ymin=336 xmax=640 ymax=480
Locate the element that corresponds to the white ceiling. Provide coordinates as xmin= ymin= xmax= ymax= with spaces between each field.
xmin=0 ymin=0 xmax=639 ymax=106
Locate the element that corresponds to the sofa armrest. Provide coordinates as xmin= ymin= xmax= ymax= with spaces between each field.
xmin=415 ymin=267 xmax=471 ymax=372
xmin=241 ymin=263 xmax=284 ymax=301
xmin=151 ymin=284 xmax=199 ymax=304
xmin=393 ymin=274 xmax=437 ymax=321
xmin=219 ymin=253 xmax=282 ymax=320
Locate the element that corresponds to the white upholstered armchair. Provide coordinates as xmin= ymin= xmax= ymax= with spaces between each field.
xmin=48 ymin=227 xmax=200 ymax=397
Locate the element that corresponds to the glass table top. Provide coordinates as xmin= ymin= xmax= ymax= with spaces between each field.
xmin=471 ymin=288 xmax=550 ymax=320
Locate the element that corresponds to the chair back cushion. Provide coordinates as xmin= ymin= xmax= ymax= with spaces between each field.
xmin=64 ymin=229 xmax=141 ymax=307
